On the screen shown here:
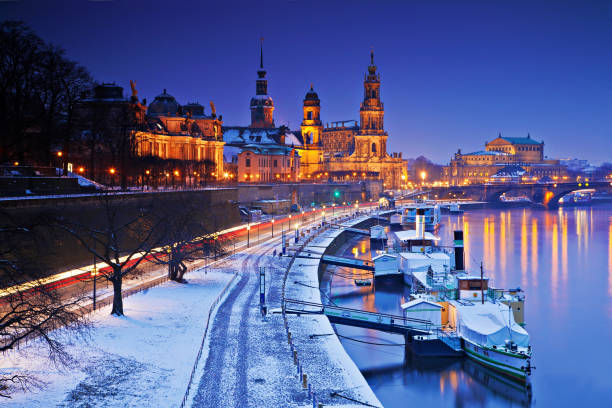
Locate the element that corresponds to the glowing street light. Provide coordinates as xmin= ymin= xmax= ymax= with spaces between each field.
xmin=271 ymin=217 xmax=275 ymax=237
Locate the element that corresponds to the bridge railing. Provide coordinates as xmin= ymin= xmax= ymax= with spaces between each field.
xmin=283 ymin=298 xmax=434 ymax=331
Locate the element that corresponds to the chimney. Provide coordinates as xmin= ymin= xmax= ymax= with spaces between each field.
xmin=416 ymin=208 xmax=425 ymax=239
xmin=454 ymin=230 xmax=464 ymax=271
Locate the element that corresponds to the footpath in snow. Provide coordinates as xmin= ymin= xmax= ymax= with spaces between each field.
xmin=190 ymin=213 xmax=381 ymax=408
xmin=1 ymin=263 xmax=237 ymax=407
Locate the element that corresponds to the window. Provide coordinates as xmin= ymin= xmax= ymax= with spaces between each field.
xmin=274 ymin=159 xmax=278 ymax=168
xmin=246 ymin=158 xmax=251 ymax=167
xmin=371 ymin=143 xmax=376 ymax=153
xmin=307 ymin=111 xmax=312 ymax=120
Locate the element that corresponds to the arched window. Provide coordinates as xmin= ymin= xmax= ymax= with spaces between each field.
xmin=371 ymin=143 xmax=377 ymax=153
xmin=307 ymin=111 xmax=312 ymax=120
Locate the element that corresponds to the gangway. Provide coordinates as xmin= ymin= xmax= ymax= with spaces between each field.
xmin=283 ymin=298 xmax=431 ymax=336
xmin=321 ymin=255 xmax=374 ymax=271
xmin=328 ymin=223 xmax=369 ymax=235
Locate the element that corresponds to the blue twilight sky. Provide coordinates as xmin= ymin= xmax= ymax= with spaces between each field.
xmin=2 ymin=0 xmax=611 ymax=164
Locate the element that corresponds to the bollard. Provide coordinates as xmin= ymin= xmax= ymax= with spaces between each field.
xmin=308 ymin=382 xmax=311 ymax=397
xmin=293 ymin=350 xmax=298 ymax=364
xmin=302 ymin=373 xmax=308 ymax=389
xmin=288 ymin=331 xmax=292 ymax=344
xmin=312 ymin=391 xmax=316 ymax=408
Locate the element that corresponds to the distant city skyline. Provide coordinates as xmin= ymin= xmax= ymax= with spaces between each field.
xmin=2 ymin=0 xmax=610 ymax=164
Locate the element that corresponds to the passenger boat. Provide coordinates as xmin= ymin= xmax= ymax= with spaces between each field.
xmin=450 ymin=298 xmax=532 ymax=382
xmin=401 ymin=205 xmax=441 ymax=232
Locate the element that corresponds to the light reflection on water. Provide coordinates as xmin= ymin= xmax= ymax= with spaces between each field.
xmin=323 ymin=204 xmax=612 ymax=407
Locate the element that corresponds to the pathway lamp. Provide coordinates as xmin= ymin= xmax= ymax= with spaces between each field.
xmin=271 ymin=218 xmax=275 ymax=237
xmin=247 ymin=223 xmax=251 ymax=248
xmin=289 ymin=214 xmax=292 ymax=230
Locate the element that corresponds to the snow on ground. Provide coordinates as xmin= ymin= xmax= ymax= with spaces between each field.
xmin=0 ymin=266 xmax=236 ymax=407
xmin=284 ymin=215 xmax=383 ymax=408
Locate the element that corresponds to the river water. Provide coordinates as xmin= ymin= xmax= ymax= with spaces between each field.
xmin=322 ymin=203 xmax=612 ymax=407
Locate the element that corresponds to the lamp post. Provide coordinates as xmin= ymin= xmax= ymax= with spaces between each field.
xmin=289 ymin=214 xmax=292 ymax=231
xmin=247 ymin=223 xmax=250 ymax=248
xmin=271 ymin=217 xmax=275 ymax=237
xmin=420 ymin=170 xmax=427 ymax=186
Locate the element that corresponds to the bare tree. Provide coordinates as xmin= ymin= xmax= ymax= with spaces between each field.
xmin=50 ymin=193 xmax=168 ymax=316
xmin=0 ymin=211 xmax=88 ymax=398
xmin=149 ymin=193 xmax=230 ymax=282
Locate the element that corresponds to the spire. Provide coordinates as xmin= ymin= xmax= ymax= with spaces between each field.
xmin=259 ymin=37 xmax=264 ymax=69
xmin=370 ymin=47 xmax=374 ymax=65
xmin=310 ymin=82 xmax=313 ymax=91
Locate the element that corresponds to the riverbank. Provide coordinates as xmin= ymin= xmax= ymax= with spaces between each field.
xmin=283 ymin=214 xmax=382 ymax=407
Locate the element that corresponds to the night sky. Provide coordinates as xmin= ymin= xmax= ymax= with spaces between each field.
xmin=2 ymin=0 xmax=611 ymax=164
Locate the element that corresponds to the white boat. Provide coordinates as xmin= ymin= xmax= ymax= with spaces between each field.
xmin=449 ymin=300 xmax=532 ymax=382
xmin=389 ymin=212 xmax=402 ymax=231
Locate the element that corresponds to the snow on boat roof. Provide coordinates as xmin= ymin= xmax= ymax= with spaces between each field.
xmin=399 ymin=252 xmax=430 ymax=260
xmin=457 ymin=276 xmax=490 ymax=280
xmin=394 ymin=230 xmax=440 ymax=241
xmin=401 ymin=298 xmax=443 ymax=310
xmin=372 ymin=253 xmax=397 ymax=261
xmin=451 ymin=300 xmax=529 ymax=347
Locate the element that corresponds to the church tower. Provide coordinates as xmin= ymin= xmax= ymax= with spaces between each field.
xmin=300 ymin=84 xmax=322 ymax=145
xmin=250 ymin=40 xmax=275 ymax=128
xmin=354 ymin=50 xmax=387 ymax=158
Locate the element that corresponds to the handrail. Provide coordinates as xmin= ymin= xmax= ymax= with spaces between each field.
xmin=283 ymin=298 xmax=432 ymax=325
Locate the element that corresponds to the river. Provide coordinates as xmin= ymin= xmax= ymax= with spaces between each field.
xmin=321 ymin=203 xmax=612 ymax=407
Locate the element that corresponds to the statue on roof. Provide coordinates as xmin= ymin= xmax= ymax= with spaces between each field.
xmin=130 ymin=80 xmax=138 ymax=97
xmin=210 ymin=101 xmax=216 ymax=117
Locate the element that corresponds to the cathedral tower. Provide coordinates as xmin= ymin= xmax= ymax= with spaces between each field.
xmin=354 ymin=50 xmax=387 ymax=158
xmin=300 ymin=84 xmax=322 ymax=145
xmin=250 ymin=40 xmax=275 ymax=128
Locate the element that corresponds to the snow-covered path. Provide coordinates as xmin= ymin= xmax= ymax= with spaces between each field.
xmin=191 ymin=239 xmax=310 ymax=407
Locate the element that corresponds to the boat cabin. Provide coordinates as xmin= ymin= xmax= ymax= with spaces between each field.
xmin=457 ymin=276 xmax=489 ymax=301
xmin=392 ymin=230 xmax=440 ymax=253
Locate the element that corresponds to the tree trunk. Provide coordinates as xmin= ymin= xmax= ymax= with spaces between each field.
xmin=110 ymin=269 xmax=123 ymax=316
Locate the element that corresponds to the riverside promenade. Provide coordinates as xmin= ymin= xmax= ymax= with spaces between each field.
xmin=190 ymin=213 xmax=381 ymax=408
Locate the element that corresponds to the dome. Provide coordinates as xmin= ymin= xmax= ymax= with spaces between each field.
xmin=304 ymin=84 xmax=319 ymax=101
xmin=250 ymin=94 xmax=274 ymax=107
xmin=183 ymin=102 xmax=205 ymax=117
xmin=93 ymin=83 xmax=123 ymax=100
xmin=148 ymin=89 xmax=180 ymax=117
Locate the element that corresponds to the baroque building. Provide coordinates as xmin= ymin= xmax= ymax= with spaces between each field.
xmin=222 ymin=46 xmax=407 ymax=189
xmin=321 ymin=51 xmax=407 ymax=189
xmin=443 ymin=134 xmax=567 ymax=185
xmin=133 ymin=89 xmax=225 ymax=179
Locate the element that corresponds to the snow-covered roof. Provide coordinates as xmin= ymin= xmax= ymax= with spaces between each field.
xmin=393 ymin=230 xmax=440 ymax=241
xmin=464 ymin=150 xmax=509 ymax=156
xmin=372 ymin=253 xmax=397 ymax=261
xmin=222 ymin=126 xmax=303 ymax=147
xmin=401 ymin=298 xmax=443 ymax=310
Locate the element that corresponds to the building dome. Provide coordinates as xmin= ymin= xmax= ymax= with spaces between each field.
xmin=250 ymin=94 xmax=274 ymax=108
xmin=183 ymin=102 xmax=205 ymax=117
xmin=148 ymin=89 xmax=180 ymax=116
xmin=304 ymin=84 xmax=319 ymax=101
xmin=93 ymin=83 xmax=124 ymax=100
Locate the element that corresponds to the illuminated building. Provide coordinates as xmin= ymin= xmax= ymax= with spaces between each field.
xmin=443 ymin=134 xmax=567 ymax=185
xmin=133 ymin=90 xmax=225 ymax=179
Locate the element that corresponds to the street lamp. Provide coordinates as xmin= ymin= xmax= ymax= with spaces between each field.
xmin=289 ymin=213 xmax=292 ymax=230
xmin=247 ymin=223 xmax=250 ymax=248
xmin=271 ymin=217 xmax=275 ymax=237
xmin=420 ymin=170 xmax=427 ymax=185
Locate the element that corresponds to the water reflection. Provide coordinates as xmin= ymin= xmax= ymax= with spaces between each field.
xmin=324 ymin=204 xmax=612 ymax=407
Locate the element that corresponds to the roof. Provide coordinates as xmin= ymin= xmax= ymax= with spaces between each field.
xmin=240 ymin=144 xmax=299 ymax=156
xmin=464 ymin=150 xmax=509 ymax=156
xmin=222 ymin=126 xmax=304 ymax=147
xmin=457 ymin=276 xmax=490 ymax=280
xmin=372 ymin=253 xmax=397 ymax=261
xmin=393 ymin=230 xmax=440 ymax=241
xmin=401 ymin=298 xmax=443 ymax=310
xmin=501 ymin=136 xmax=542 ymax=145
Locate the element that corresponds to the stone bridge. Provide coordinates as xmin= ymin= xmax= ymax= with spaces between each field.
xmin=427 ymin=181 xmax=612 ymax=208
